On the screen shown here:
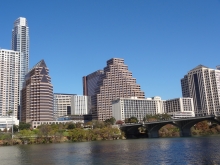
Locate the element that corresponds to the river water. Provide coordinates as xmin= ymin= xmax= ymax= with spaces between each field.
xmin=1 ymin=136 xmax=220 ymax=165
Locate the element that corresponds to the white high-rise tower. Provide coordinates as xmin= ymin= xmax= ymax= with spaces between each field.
xmin=181 ymin=65 xmax=220 ymax=116
xmin=0 ymin=49 xmax=20 ymax=116
xmin=12 ymin=17 xmax=29 ymax=92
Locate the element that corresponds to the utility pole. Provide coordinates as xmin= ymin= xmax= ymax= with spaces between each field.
xmin=12 ymin=110 xmax=13 ymax=139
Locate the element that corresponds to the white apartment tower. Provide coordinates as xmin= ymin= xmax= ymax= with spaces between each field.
xmin=181 ymin=65 xmax=220 ymax=116
xmin=12 ymin=17 xmax=29 ymax=92
xmin=0 ymin=49 xmax=20 ymax=116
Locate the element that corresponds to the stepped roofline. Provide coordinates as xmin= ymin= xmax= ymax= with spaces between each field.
xmin=189 ymin=64 xmax=209 ymax=71
xmin=29 ymin=60 xmax=47 ymax=72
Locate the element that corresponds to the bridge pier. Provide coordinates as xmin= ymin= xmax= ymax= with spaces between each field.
xmin=148 ymin=130 xmax=159 ymax=138
xmin=180 ymin=129 xmax=191 ymax=137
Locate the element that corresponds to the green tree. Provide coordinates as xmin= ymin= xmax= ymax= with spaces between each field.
xmin=161 ymin=113 xmax=172 ymax=120
xmin=104 ymin=117 xmax=116 ymax=125
xmin=92 ymin=120 xmax=106 ymax=129
xmin=7 ymin=110 xmax=13 ymax=116
xmin=128 ymin=117 xmax=138 ymax=123
xmin=9 ymin=125 xmax=19 ymax=132
xmin=67 ymin=123 xmax=76 ymax=129
xmin=19 ymin=122 xmax=31 ymax=130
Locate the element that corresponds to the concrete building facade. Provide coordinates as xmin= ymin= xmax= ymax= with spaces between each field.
xmin=71 ymin=95 xmax=91 ymax=115
xmin=53 ymin=93 xmax=75 ymax=119
xmin=21 ymin=60 xmax=53 ymax=123
xmin=0 ymin=49 xmax=20 ymax=117
xmin=112 ymin=97 xmax=195 ymax=122
xmin=181 ymin=65 xmax=220 ymax=116
xmin=112 ymin=96 xmax=164 ymax=122
xmin=164 ymin=97 xmax=195 ymax=117
xmin=0 ymin=116 xmax=19 ymax=131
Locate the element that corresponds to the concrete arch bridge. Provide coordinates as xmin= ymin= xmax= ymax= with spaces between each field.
xmin=120 ymin=115 xmax=220 ymax=138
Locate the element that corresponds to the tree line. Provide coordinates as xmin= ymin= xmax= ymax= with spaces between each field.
xmin=0 ymin=118 xmax=124 ymax=145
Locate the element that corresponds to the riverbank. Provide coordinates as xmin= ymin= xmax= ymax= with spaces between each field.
xmin=1 ymin=120 xmax=219 ymax=146
xmin=0 ymin=125 xmax=125 ymax=146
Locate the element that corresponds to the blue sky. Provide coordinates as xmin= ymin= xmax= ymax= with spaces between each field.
xmin=0 ymin=0 xmax=220 ymax=99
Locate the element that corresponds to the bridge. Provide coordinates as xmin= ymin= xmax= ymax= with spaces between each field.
xmin=120 ymin=115 xmax=220 ymax=138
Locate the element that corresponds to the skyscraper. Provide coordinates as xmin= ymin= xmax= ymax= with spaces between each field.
xmin=12 ymin=17 xmax=29 ymax=94
xmin=181 ymin=65 xmax=220 ymax=116
xmin=21 ymin=60 xmax=53 ymax=123
xmin=84 ymin=58 xmax=145 ymax=121
xmin=83 ymin=70 xmax=104 ymax=96
xmin=0 ymin=49 xmax=20 ymax=116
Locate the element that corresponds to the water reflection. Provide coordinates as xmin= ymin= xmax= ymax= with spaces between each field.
xmin=0 ymin=137 xmax=220 ymax=165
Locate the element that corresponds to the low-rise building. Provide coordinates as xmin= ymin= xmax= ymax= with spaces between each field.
xmin=0 ymin=116 xmax=19 ymax=131
xmin=53 ymin=93 xmax=76 ymax=119
xmin=164 ymin=97 xmax=195 ymax=118
xmin=112 ymin=97 xmax=195 ymax=122
xmin=112 ymin=96 xmax=165 ymax=122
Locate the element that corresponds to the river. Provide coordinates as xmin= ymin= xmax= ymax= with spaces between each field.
xmin=1 ymin=136 xmax=220 ymax=165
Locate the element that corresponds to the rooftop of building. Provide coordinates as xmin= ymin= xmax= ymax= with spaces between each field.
xmin=0 ymin=49 xmax=19 ymax=53
xmin=54 ymin=93 xmax=76 ymax=95
xmin=29 ymin=59 xmax=47 ymax=73
xmin=84 ymin=70 xmax=104 ymax=78
xmin=14 ymin=17 xmax=28 ymax=26
xmin=190 ymin=64 xmax=209 ymax=71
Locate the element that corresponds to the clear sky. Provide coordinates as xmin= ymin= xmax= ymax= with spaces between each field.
xmin=0 ymin=0 xmax=220 ymax=99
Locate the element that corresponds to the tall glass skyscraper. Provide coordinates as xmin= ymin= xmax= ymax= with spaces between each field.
xmin=12 ymin=17 xmax=29 ymax=92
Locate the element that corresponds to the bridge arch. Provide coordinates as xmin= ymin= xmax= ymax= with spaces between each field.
xmin=120 ymin=124 xmax=144 ymax=138
xmin=179 ymin=118 xmax=220 ymax=137
xmin=146 ymin=122 xmax=180 ymax=138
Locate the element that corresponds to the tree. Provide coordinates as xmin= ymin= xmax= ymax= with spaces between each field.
xmin=38 ymin=125 xmax=52 ymax=137
xmin=92 ymin=120 xmax=106 ymax=129
xmin=19 ymin=122 xmax=31 ymax=130
xmin=7 ymin=110 xmax=13 ymax=116
xmin=128 ymin=117 xmax=138 ymax=123
xmin=143 ymin=117 xmax=146 ymax=122
xmin=9 ymin=125 xmax=18 ymax=132
xmin=104 ymin=117 xmax=116 ymax=125
xmin=161 ymin=113 xmax=172 ymax=120
xmin=67 ymin=123 xmax=76 ymax=129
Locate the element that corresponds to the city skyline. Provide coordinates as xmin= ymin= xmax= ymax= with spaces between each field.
xmin=1 ymin=1 xmax=220 ymax=100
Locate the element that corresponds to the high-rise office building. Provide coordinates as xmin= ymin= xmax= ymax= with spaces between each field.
xmin=84 ymin=58 xmax=145 ymax=121
xmin=12 ymin=17 xmax=29 ymax=95
xmin=0 ymin=49 xmax=20 ymax=116
xmin=181 ymin=65 xmax=220 ymax=116
xmin=21 ymin=60 xmax=53 ymax=123
xmin=83 ymin=70 xmax=104 ymax=96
